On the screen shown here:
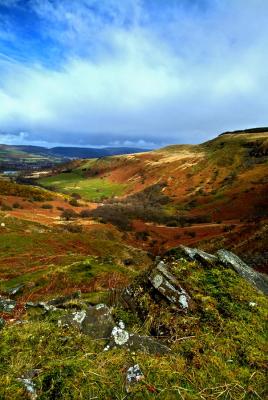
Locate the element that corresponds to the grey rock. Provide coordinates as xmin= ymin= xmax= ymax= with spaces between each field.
xmin=58 ymin=310 xmax=87 ymax=330
xmin=6 ymin=283 xmax=25 ymax=296
xmin=217 ymin=249 xmax=268 ymax=295
xmin=58 ymin=304 xmax=115 ymax=338
xmin=106 ymin=322 xmax=170 ymax=355
xmin=17 ymin=370 xmax=41 ymax=400
xmin=174 ymin=245 xmax=217 ymax=266
xmin=25 ymin=302 xmax=57 ymax=312
xmin=126 ymin=364 xmax=144 ymax=392
xmin=0 ymin=317 xmax=5 ymax=330
xmin=0 ymin=296 xmax=16 ymax=313
xmin=17 ymin=378 xmax=37 ymax=400
xmin=149 ymin=261 xmax=190 ymax=310
xmin=81 ymin=304 xmax=115 ymax=338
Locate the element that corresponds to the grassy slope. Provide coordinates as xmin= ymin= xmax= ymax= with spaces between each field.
xmin=38 ymin=171 xmax=127 ymax=201
xmin=0 ymin=214 xmax=150 ymax=304
xmin=40 ymin=133 xmax=268 ymax=215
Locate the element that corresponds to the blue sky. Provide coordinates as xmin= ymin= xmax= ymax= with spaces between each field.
xmin=0 ymin=0 xmax=267 ymax=148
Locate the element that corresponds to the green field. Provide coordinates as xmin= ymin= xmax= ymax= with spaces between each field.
xmin=38 ymin=172 xmax=126 ymax=201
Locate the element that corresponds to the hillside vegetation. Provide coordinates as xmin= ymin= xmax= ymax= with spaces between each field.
xmin=0 ymin=130 xmax=267 ymax=399
xmin=35 ymin=132 xmax=268 ymax=271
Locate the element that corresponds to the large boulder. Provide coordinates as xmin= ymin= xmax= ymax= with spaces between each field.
xmin=149 ymin=261 xmax=191 ymax=310
xmin=217 ymin=250 xmax=268 ymax=295
xmin=58 ymin=304 xmax=115 ymax=339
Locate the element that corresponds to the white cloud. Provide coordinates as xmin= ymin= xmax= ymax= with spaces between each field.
xmin=0 ymin=0 xmax=268 ymax=147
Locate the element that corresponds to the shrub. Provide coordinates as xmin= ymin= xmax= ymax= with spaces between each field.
xmin=79 ymin=209 xmax=92 ymax=218
xmin=1 ymin=204 xmax=12 ymax=211
xmin=64 ymin=224 xmax=83 ymax=233
xmin=41 ymin=204 xmax=53 ymax=209
xmin=71 ymin=193 xmax=81 ymax=199
xmin=12 ymin=202 xmax=21 ymax=209
xmin=69 ymin=198 xmax=79 ymax=207
xmin=185 ymin=231 xmax=196 ymax=238
xmin=61 ymin=209 xmax=78 ymax=220
xmin=135 ymin=231 xmax=149 ymax=241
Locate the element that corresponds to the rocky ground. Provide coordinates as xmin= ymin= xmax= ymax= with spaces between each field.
xmin=1 ymin=246 xmax=267 ymax=399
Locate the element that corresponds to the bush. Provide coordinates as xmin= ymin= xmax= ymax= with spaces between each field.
xmin=71 ymin=193 xmax=81 ymax=199
xmin=12 ymin=202 xmax=21 ymax=209
xmin=69 ymin=198 xmax=79 ymax=207
xmin=41 ymin=204 xmax=53 ymax=209
xmin=1 ymin=204 xmax=12 ymax=211
xmin=79 ymin=209 xmax=92 ymax=218
xmin=61 ymin=209 xmax=78 ymax=220
xmin=64 ymin=224 xmax=83 ymax=233
xmin=185 ymin=231 xmax=196 ymax=238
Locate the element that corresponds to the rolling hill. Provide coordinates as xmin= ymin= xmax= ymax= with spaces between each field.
xmin=0 ymin=144 xmax=148 ymax=169
xmin=34 ymin=130 xmax=268 ymax=271
xmin=0 ymin=128 xmax=267 ymax=399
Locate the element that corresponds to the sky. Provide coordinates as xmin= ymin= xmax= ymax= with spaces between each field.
xmin=0 ymin=0 xmax=267 ymax=148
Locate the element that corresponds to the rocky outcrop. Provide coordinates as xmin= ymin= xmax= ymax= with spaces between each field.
xmin=217 ymin=250 xmax=268 ymax=295
xmin=149 ymin=261 xmax=190 ymax=310
xmin=166 ymin=245 xmax=218 ymax=266
xmin=59 ymin=306 xmax=170 ymax=354
xmin=165 ymin=246 xmax=268 ymax=295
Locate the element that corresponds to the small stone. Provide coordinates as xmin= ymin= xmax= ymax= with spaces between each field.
xmin=6 ymin=284 xmax=25 ymax=296
xmin=111 ymin=326 xmax=130 ymax=346
xmin=0 ymin=296 xmax=16 ymax=313
xmin=249 ymin=302 xmax=257 ymax=307
xmin=17 ymin=370 xmax=41 ymax=400
xmin=126 ymin=364 xmax=144 ymax=392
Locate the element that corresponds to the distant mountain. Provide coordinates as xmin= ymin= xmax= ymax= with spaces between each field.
xmin=10 ymin=145 xmax=149 ymax=159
